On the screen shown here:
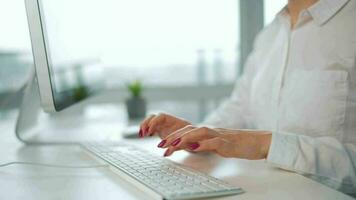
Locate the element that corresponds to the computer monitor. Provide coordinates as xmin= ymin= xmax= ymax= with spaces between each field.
xmin=15 ymin=0 xmax=118 ymax=144
xmin=25 ymin=0 xmax=102 ymax=112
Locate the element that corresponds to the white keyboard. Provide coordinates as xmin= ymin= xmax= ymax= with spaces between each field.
xmin=82 ymin=142 xmax=243 ymax=200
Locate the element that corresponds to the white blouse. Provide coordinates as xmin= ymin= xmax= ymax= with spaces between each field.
xmin=203 ymin=0 xmax=356 ymax=195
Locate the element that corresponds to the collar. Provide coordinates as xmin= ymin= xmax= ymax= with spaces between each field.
xmin=307 ymin=0 xmax=350 ymax=25
xmin=276 ymin=0 xmax=350 ymax=26
xmin=276 ymin=6 xmax=290 ymax=25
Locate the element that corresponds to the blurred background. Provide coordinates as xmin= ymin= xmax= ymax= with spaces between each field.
xmin=0 ymin=0 xmax=286 ymax=124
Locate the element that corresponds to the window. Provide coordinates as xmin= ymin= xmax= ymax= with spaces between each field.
xmin=1 ymin=0 xmax=240 ymax=122
xmin=0 ymin=0 xmax=31 ymax=51
xmin=93 ymin=0 xmax=240 ymax=87
xmin=33 ymin=0 xmax=239 ymax=89
xmin=0 ymin=0 xmax=32 ymax=111
xmin=264 ymin=0 xmax=287 ymax=25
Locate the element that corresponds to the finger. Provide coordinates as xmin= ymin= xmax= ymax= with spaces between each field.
xmin=170 ymin=127 xmax=217 ymax=150
xmin=140 ymin=114 xmax=155 ymax=137
xmin=159 ymin=125 xmax=194 ymax=148
xmin=157 ymin=125 xmax=193 ymax=148
xmin=163 ymin=138 xmax=203 ymax=157
xmin=147 ymin=113 xmax=166 ymax=136
xmin=163 ymin=145 xmax=185 ymax=157
xmin=163 ymin=127 xmax=214 ymax=156
xmin=192 ymin=137 xmax=232 ymax=157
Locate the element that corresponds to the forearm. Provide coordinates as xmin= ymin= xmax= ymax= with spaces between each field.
xmin=267 ymin=131 xmax=356 ymax=194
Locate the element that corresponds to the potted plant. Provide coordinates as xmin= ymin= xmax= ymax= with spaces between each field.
xmin=125 ymin=80 xmax=147 ymax=120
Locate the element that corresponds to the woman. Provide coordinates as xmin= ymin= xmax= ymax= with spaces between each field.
xmin=140 ymin=0 xmax=356 ymax=195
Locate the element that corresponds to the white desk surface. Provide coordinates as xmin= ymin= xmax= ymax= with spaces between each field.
xmin=0 ymin=113 xmax=353 ymax=200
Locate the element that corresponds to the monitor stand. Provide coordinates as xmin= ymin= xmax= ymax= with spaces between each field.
xmin=15 ymin=71 xmax=124 ymax=145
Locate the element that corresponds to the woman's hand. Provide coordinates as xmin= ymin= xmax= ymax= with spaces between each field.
xmin=139 ymin=113 xmax=191 ymax=139
xmin=158 ymin=126 xmax=272 ymax=160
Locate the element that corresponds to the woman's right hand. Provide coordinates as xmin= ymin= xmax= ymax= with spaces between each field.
xmin=139 ymin=113 xmax=191 ymax=139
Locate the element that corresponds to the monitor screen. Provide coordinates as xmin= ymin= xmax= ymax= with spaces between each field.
xmin=38 ymin=0 xmax=104 ymax=110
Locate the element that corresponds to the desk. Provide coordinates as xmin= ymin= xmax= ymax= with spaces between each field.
xmin=0 ymin=112 xmax=353 ymax=200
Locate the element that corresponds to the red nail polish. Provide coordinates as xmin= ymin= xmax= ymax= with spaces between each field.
xmin=189 ymin=143 xmax=200 ymax=150
xmin=145 ymin=127 xmax=150 ymax=135
xmin=171 ymin=138 xmax=181 ymax=146
xmin=157 ymin=140 xmax=166 ymax=148
xmin=163 ymin=149 xmax=170 ymax=157
xmin=138 ymin=129 xmax=143 ymax=137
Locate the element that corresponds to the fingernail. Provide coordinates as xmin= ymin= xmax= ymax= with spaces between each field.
xmin=138 ymin=129 xmax=143 ymax=138
xmin=189 ymin=143 xmax=200 ymax=150
xmin=171 ymin=138 xmax=181 ymax=146
xmin=145 ymin=127 xmax=150 ymax=135
xmin=163 ymin=149 xmax=170 ymax=157
xmin=157 ymin=140 xmax=166 ymax=148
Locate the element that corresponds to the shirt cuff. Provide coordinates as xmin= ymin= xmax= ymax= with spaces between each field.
xmin=267 ymin=131 xmax=299 ymax=169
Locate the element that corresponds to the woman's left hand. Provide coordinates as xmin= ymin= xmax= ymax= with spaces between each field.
xmin=158 ymin=126 xmax=272 ymax=160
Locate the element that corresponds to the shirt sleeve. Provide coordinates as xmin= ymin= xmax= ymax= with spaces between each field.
xmin=267 ymin=132 xmax=356 ymax=195
xmin=201 ymin=44 xmax=260 ymax=129
xmin=201 ymin=21 xmax=275 ymax=129
xmin=201 ymin=75 xmax=250 ymax=129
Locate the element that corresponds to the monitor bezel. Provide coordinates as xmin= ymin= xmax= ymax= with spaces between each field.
xmin=25 ymin=0 xmax=95 ymax=112
xmin=25 ymin=0 xmax=56 ymax=112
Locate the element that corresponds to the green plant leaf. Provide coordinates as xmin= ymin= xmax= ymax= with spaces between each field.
xmin=127 ymin=80 xmax=143 ymax=97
